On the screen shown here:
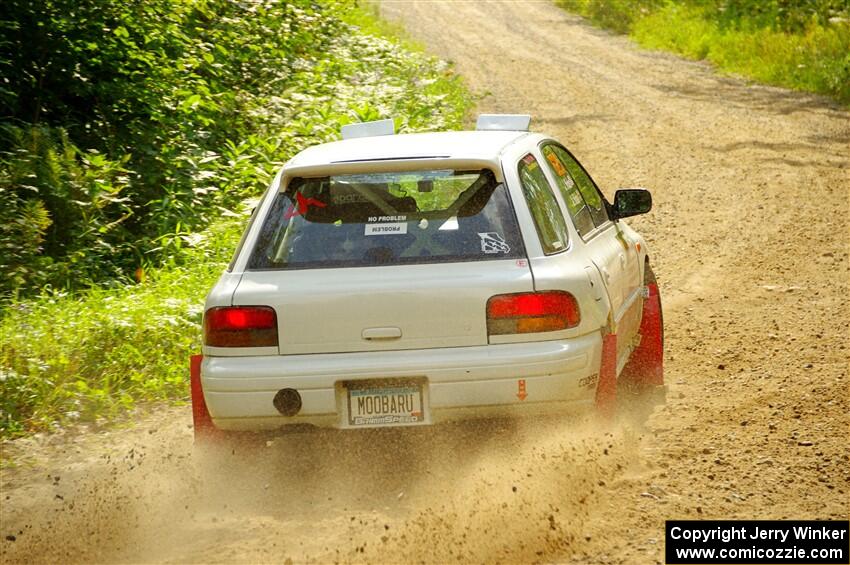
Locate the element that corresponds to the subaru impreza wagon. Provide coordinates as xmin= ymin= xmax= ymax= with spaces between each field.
xmin=189 ymin=115 xmax=664 ymax=440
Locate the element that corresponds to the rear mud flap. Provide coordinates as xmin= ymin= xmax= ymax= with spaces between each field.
xmin=595 ymin=333 xmax=618 ymax=417
xmin=190 ymin=354 xmax=219 ymax=440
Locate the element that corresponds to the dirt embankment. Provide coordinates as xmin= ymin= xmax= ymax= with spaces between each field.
xmin=2 ymin=2 xmax=848 ymax=563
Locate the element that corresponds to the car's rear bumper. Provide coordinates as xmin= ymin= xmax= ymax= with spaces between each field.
xmin=201 ymin=333 xmax=602 ymax=431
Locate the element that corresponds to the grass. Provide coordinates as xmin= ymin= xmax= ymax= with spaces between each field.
xmin=0 ymin=215 xmax=243 ymax=437
xmin=556 ymin=0 xmax=850 ymax=105
xmin=0 ymin=3 xmax=472 ymax=439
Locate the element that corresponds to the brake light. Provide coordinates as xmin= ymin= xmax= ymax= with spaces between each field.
xmin=204 ymin=306 xmax=278 ymax=347
xmin=486 ymin=291 xmax=580 ymax=335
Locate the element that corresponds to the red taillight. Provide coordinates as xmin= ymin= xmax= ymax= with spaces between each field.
xmin=486 ymin=291 xmax=580 ymax=335
xmin=204 ymin=306 xmax=278 ymax=347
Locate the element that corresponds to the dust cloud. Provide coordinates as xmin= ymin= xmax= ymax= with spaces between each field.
xmin=1 ymin=410 xmax=650 ymax=563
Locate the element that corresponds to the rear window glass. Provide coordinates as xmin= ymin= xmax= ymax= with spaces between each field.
xmin=247 ymin=169 xmax=525 ymax=270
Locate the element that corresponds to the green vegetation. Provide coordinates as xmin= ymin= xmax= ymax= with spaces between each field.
xmin=556 ymin=0 xmax=850 ymax=104
xmin=0 ymin=0 xmax=470 ymax=438
xmin=0 ymin=0 xmax=469 ymax=300
xmin=0 ymin=217 xmax=242 ymax=437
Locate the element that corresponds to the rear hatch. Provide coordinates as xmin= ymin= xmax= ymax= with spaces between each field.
xmin=233 ymin=168 xmax=533 ymax=354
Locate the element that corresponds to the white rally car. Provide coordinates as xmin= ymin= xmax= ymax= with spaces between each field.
xmin=189 ymin=115 xmax=664 ymax=440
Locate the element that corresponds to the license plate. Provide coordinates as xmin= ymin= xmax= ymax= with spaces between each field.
xmin=346 ymin=379 xmax=426 ymax=427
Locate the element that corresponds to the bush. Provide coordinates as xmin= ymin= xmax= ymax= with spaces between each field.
xmin=0 ymin=126 xmax=135 ymax=297
xmin=0 ymin=215 xmax=242 ymax=437
xmin=0 ymin=1 xmax=471 ymax=438
xmin=0 ymin=0 xmax=470 ymax=300
xmin=557 ymin=0 xmax=665 ymax=33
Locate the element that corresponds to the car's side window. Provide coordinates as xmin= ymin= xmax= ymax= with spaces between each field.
xmin=545 ymin=145 xmax=609 ymax=229
xmin=517 ymin=153 xmax=569 ymax=254
xmin=540 ymin=145 xmax=596 ymax=237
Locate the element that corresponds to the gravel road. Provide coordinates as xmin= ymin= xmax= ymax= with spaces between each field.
xmin=2 ymin=2 xmax=848 ymax=563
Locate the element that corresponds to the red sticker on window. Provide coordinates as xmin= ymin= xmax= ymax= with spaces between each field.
xmin=284 ymin=192 xmax=327 ymax=219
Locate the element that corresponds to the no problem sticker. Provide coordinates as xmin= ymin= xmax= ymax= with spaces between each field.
xmin=365 ymin=222 xmax=408 ymax=236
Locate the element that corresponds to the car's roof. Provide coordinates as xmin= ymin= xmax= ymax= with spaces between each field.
xmin=287 ymin=130 xmax=531 ymax=168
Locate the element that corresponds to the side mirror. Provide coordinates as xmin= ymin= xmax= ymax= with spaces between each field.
xmin=611 ymin=188 xmax=652 ymax=220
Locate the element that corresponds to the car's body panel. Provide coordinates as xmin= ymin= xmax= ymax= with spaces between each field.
xmin=204 ymin=271 xmax=243 ymax=310
xmin=521 ymin=256 xmax=611 ymax=333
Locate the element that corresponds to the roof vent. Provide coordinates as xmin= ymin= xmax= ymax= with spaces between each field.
xmin=341 ymin=118 xmax=395 ymax=140
xmin=476 ymin=114 xmax=531 ymax=132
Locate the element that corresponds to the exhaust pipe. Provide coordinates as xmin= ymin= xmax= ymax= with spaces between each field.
xmin=273 ymin=388 xmax=302 ymax=417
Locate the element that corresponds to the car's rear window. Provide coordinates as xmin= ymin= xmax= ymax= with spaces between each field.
xmin=247 ymin=169 xmax=525 ymax=269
